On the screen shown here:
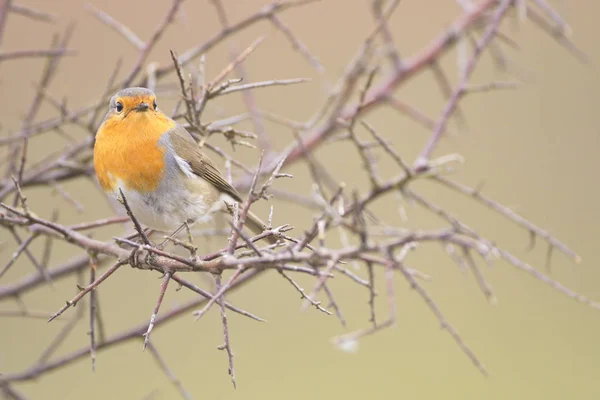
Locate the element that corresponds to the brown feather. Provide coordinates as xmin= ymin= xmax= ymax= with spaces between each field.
xmin=167 ymin=126 xmax=276 ymax=244
xmin=168 ymin=126 xmax=243 ymax=203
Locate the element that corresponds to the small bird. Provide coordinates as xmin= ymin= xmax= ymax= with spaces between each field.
xmin=93 ymin=87 xmax=269 ymax=239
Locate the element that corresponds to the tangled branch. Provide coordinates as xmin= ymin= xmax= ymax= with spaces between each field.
xmin=0 ymin=0 xmax=594 ymax=396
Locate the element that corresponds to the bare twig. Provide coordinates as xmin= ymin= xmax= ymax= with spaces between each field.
xmin=89 ymin=254 xmax=98 ymax=371
xmin=118 ymin=189 xmax=152 ymax=246
xmin=389 ymin=249 xmax=488 ymax=376
xmin=86 ymin=4 xmax=145 ymax=50
xmin=0 ymin=0 xmax=12 ymax=47
xmin=48 ymin=260 xmax=127 ymax=323
xmin=0 ymin=48 xmax=75 ymax=62
xmin=146 ymin=342 xmax=193 ymax=400
xmin=143 ymin=271 xmax=173 ymax=350
xmin=9 ymin=3 xmax=55 ymax=23
xmin=414 ymin=0 xmax=512 ymax=170
xmin=214 ymin=274 xmax=236 ymax=388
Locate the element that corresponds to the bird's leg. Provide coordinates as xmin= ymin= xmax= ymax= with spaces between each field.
xmin=117 ymin=228 xmax=157 ymax=249
xmin=156 ymin=223 xmax=188 ymax=250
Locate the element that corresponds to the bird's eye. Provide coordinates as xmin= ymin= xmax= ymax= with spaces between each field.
xmin=153 ymin=101 xmax=157 ymax=110
xmin=116 ymin=102 xmax=123 ymax=112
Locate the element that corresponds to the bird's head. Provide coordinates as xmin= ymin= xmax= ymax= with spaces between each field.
xmin=98 ymin=87 xmax=174 ymax=139
xmin=107 ymin=86 xmax=158 ymax=119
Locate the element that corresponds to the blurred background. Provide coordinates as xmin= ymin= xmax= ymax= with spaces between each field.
xmin=0 ymin=0 xmax=599 ymax=398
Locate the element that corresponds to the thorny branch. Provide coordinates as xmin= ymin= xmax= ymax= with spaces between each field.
xmin=0 ymin=0 xmax=595 ymax=396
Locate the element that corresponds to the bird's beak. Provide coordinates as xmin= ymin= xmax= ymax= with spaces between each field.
xmin=136 ymin=102 xmax=149 ymax=112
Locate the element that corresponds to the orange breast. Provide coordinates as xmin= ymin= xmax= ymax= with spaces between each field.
xmin=94 ymin=112 xmax=176 ymax=193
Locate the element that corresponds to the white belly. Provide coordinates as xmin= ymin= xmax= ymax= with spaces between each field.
xmin=111 ymin=177 xmax=228 ymax=232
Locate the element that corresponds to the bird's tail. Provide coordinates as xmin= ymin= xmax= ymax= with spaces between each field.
xmin=244 ymin=210 xmax=278 ymax=245
xmin=223 ymin=202 xmax=278 ymax=244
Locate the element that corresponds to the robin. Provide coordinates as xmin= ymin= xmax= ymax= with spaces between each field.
xmin=93 ymin=86 xmax=270 ymax=242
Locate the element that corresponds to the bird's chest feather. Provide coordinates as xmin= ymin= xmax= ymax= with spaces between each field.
xmin=94 ymin=114 xmax=175 ymax=193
